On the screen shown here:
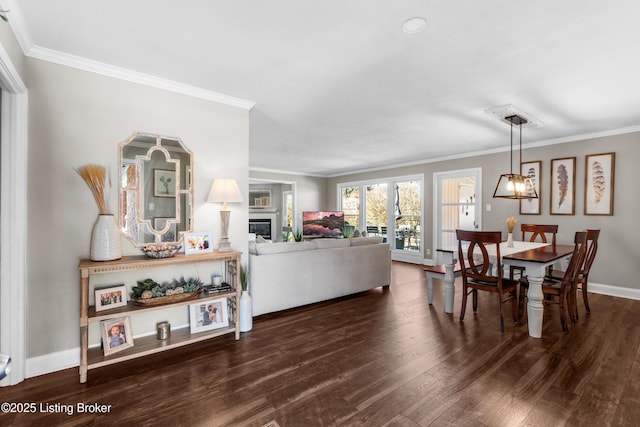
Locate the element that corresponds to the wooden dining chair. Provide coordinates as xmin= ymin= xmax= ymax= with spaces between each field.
xmin=548 ymin=229 xmax=600 ymax=320
xmin=509 ymin=224 xmax=559 ymax=280
xmin=456 ymin=230 xmax=519 ymax=332
xmin=518 ymin=231 xmax=587 ymax=333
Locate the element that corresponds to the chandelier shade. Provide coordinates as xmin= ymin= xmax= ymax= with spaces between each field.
xmin=493 ymin=114 xmax=539 ymax=200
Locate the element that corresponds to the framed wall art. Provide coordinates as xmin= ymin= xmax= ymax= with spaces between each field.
xmin=189 ymin=297 xmax=229 ymax=333
xmin=95 ymin=284 xmax=127 ymax=312
xmin=519 ymin=160 xmax=541 ymax=215
xmin=101 ymin=316 xmax=133 ymax=356
xmin=584 ymin=152 xmax=615 ymax=215
xmin=550 ymin=157 xmax=576 ymax=215
xmin=153 ymin=169 xmax=176 ymax=197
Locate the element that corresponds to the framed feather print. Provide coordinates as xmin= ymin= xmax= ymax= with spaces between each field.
xmin=550 ymin=157 xmax=576 ymax=215
xmin=520 ymin=160 xmax=541 ymax=215
xmin=584 ymin=152 xmax=615 ymax=215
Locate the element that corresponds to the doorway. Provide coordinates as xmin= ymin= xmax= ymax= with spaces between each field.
xmin=433 ymin=168 xmax=482 ymax=252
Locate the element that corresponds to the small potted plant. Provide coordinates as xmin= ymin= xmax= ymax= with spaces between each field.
xmin=293 ymin=228 xmax=303 ymax=242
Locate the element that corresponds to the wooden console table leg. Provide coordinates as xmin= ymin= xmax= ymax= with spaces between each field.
xmin=80 ymin=269 xmax=89 ymax=383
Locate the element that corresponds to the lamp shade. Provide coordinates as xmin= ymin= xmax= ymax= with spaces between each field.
xmin=207 ymin=179 xmax=243 ymax=206
xmin=493 ymin=173 xmax=537 ymax=199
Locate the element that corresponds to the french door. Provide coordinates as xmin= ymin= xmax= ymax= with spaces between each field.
xmin=433 ymin=168 xmax=482 ymax=253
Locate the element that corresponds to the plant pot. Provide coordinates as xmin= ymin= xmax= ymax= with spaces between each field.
xmin=91 ymin=214 xmax=122 ymax=261
xmin=507 ymin=232 xmax=514 ymax=248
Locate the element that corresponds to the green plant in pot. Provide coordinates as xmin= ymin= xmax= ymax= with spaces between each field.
xmin=240 ymin=265 xmax=248 ymax=292
xmin=293 ymin=228 xmax=303 ymax=242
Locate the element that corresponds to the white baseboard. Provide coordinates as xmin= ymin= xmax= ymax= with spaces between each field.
xmin=26 ymin=348 xmax=79 ymax=379
xmin=588 ymin=282 xmax=640 ymax=300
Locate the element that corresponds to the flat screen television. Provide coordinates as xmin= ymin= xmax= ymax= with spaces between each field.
xmin=302 ymin=211 xmax=345 ymax=238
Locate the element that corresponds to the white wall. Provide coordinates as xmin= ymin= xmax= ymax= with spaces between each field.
xmin=25 ymin=58 xmax=249 ymax=359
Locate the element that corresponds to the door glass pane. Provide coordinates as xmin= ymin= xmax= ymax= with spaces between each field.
xmin=394 ymin=181 xmax=421 ymax=251
xmin=438 ymin=175 xmax=477 ymax=250
xmin=341 ymin=186 xmax=359 ymax=234
xmin=365 ymin=184 xmax=387 ymax=235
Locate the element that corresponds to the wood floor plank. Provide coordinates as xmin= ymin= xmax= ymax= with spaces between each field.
xmin=1 ymin=262 xmax=639 ymax=426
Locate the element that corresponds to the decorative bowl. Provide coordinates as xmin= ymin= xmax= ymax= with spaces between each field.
xmin=141 ymin=244 xmax=182 ymax=259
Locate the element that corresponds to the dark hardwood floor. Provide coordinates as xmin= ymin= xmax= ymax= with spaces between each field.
xmin=2 ymin=261 xmax=639 ymax=426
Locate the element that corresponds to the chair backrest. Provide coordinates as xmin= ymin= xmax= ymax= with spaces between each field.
xmin=456 ymin=230 xmax=502 ymax=287
xmin=582 ymin=229 xmax=600 ymax=276
xmin=520 ymin=224 xmax=558 ymax=247
xmin=559 ymin=231 xmax=588 ymax=288
xmin=366 ymin=225 xmax=379 ymax=235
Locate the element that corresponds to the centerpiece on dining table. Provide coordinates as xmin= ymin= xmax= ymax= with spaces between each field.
xmin=506 ymin=216 xmax=518 ymax=248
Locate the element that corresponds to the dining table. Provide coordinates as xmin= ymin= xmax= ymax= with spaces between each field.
xmin=499 ymin=242 xmax=576 ymax=338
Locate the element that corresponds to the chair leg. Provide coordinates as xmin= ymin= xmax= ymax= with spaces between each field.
xmin=472 ymin=289 xmax=478 ymax=312
xmin=498 ymin=296 xmax=505 ymax=333
xmin=460 ymin=286 xmax=468 ymax=321
xmin=510 ymin=290 xmax=518 ymax=323
xmin=581 ymin=277 xmax=591 ymax=314
xmin=559 ymin=289 xmax=569 ymax=334
xmin=518 ymin=284 xmax=528 ymax=322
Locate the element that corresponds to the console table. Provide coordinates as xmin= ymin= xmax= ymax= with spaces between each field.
xmin=78 ymin=251 xmax=241 ymax=383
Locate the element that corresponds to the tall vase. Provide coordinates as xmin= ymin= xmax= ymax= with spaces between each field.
xmin=239 ymin=290 xmax=253 ymax=332
xmin=91 ymin=214 xmax=122 ymax=261
xmin=507 ymin=232 xmax=514 ymax=248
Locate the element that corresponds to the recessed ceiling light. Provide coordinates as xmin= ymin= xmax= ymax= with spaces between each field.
xmin=402 ymin=17 xmax=427 ymax=34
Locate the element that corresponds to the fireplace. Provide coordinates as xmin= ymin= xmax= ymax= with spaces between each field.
xmin=249 ymin=218 xmax=272 ymax=240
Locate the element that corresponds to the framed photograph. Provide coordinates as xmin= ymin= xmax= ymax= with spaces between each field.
xmin=95 ymin=284 xmax=127 ymax=312
xmin=585 ymin=152 xmax=615 ymax=216
xmin=185 ymin=231 xmax=213 ymax=255
xmin=101 ymin=317 xmax=133 ymax=356
xmin=550 ymin=157 xmax=576 ymax=215
xmin=519 ymin=160 xmax=542 ymax=215
xmin=153 ymin=169 xmax=176 ymax=197
xmin=189 ymin=297 xmax=229 ymax=333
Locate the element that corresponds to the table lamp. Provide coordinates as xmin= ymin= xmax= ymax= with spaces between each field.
xmin=207 ymin=179 xmax=243 ymax=252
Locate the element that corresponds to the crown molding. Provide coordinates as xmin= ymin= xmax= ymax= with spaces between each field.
xmin=26 ymin=45 xmax=255 ymax=110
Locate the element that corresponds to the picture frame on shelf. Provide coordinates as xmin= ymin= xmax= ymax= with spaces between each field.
xmin=184 ymin=231 xmax=214 ymax=255
xmin=153 ymin=169 xmax=176 ymax=197
xmin=550 ymin=157 xmax=576 ymax=215
xmin=519 ymin=160 xmax=542 ymax=215
xmin=95 ymin=284 xmax=127 ymax=312
xmin=189 ymin=297 xmax=229 ymax=333
xmin=101 ymin=316 xmax=133 ymax=356
xmin=584 ymin=152 xmax=615 ymax=216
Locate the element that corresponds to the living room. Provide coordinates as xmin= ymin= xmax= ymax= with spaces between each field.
xmin=1 ymin=3 xmax=639 ymax=425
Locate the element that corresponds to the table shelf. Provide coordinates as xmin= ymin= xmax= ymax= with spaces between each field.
xmin=79 ymin=251 xmax=242 ymax=383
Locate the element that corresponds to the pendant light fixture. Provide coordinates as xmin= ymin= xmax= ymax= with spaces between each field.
xmin=493 ymin=114 xmax=538 ymax=199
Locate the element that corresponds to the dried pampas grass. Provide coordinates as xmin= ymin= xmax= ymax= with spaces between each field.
xmin=76 ymin=164 xmax=111 ymax=215
xmin=506 ymin=216 xmax=518 ymax=233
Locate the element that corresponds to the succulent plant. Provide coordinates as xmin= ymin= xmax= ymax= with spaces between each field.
xmin=132 ymin=276 xmax=203 ymax=299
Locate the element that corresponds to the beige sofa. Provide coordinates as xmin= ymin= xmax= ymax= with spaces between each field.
xmin=248 ymin=236 xmax=391 ymax=316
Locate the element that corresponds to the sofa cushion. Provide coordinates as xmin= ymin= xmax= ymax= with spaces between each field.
xmin=254 ymin=241 xmax=316 ymax=255
xmin=313 ymin=238 xmax=351 ymax=249
xmin=350 ymin=235 xmax=384 ymax=246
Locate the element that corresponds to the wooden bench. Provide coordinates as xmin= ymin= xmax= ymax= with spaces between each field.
xmin=424 ymin=250 xmax=481 ymax=314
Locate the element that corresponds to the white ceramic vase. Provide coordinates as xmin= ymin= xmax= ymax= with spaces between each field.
xmin=91 ymin=214 xmax=122 ymax=261
xmin=507 ymin=232 xmax=514 ymax=248
xmin=239 ymin=290 xmax=253 ymax=332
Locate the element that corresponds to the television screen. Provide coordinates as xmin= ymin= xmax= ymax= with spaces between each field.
xmin=302 ymin=211 xmax=344 ymax=237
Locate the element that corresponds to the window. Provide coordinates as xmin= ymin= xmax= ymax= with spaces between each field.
xmin=338 ymin=175 xmax=423 ymax=263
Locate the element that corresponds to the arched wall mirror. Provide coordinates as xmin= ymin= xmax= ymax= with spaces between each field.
xmin=119 ymin=132 xmax=194 ymax=246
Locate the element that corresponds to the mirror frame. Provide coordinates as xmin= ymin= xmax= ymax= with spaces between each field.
xmin=118 ymin=131 xmax=194 ymax=247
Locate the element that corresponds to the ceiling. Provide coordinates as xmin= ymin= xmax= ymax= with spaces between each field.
xmin=7 ymin=1 xmax=640 ymax=176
